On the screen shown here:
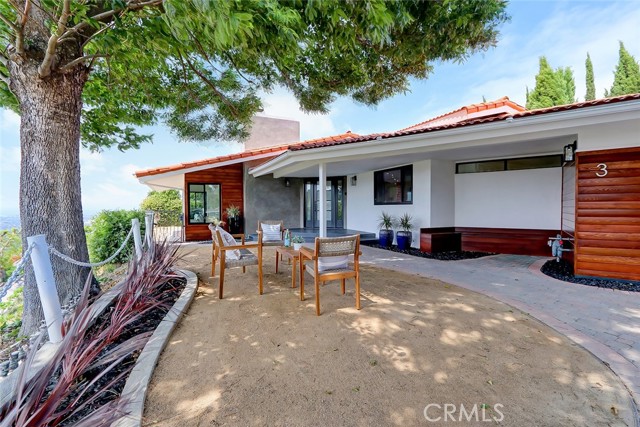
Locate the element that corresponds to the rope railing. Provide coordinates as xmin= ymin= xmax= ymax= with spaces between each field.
xmin=48 ymin=226 xmax=135 ymax=268
xmin=0 ymin=242 xmax=35 ymax=301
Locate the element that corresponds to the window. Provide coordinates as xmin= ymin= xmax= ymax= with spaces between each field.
xmin=188 ymin=184 xmax=221 ymax=224
xmin=456 ymin=155 xmax=562 ymax=174
xmin=374 ymin=165 xmax=413 ymax=205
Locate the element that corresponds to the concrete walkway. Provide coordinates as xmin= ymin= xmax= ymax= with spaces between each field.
xmin=360 ymin=246 xmax=640 ymax=414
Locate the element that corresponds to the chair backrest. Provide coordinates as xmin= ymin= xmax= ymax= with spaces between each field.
xmin=315 ymin=235 xmax=359 ymax=257
xmin=258 ymin=220 xmax=284 ymax=231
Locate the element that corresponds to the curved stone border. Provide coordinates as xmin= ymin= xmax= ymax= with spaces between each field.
xmin=113 ymin=269 xmax=198 ymax=427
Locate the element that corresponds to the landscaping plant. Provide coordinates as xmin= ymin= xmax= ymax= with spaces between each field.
xmin=0 ymin=242 xmax=182 ymax=427
xmin=377 ymin=212 xmax=397 ymax=247
xmin=86 ymin=210 xmax=146 ymax=265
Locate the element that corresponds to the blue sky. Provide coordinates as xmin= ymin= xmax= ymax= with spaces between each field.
xmin=1 ymin=0 xmax=639 ymax=217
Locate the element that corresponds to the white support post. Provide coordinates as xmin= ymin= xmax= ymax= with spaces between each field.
xmin=145 ymin=211 xmax=155 ymax=254
xmin=318 ymin=163 xmax=327 ymax=238
xmin=26 ymin=235 xmax=63 ymax=343
xmin=132 ymin=218 xmax=143 ymax=261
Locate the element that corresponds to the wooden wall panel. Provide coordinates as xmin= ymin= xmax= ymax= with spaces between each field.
xmin=456 ymin=227 xmax=558 ymax=256
xmin=575 ymin=147 xmax=640 ymax=281
xmin=184 ymin=164 xmax=244 ymax=241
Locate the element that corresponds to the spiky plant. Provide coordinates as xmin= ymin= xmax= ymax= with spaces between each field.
xmin=0 ymin=242 xmax=181 ymax=427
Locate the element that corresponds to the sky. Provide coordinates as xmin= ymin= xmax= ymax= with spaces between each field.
xmin=1 ymin=0 xmax=639 ymax=218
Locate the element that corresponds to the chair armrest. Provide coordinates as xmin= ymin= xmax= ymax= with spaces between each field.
xmin=231 ymin=233 xmax=245 ymax=244
xmin=299 ymin=246 xmax=315 ymax=260
xmin=219 ymin=242 xmax=259 ymax=251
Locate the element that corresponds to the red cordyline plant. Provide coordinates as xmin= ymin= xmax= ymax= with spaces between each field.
xmin=0 ymin=242 xmax=181 ymax=427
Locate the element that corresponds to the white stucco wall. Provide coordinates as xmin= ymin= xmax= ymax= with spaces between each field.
xmin=430 ymin=160 xmax=455 ymax=227
xmin=455 ymin=168 xmax=562 ymax=229
xmin=346 ymin=160 xmax=431 ymax=247
xmin=578 ymin=121 xmax=640 ymax=152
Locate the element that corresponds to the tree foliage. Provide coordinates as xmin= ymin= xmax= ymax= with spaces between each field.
xmin=0 ymin=0 xmax=509 ymax=151
xmin=86 ymin=210 xmax=146 ymax=264
xmin=140 ymin=190 xmax=182 ymax=212
xmin=585 ymin=53 xmax=595 ymax=101
xmin=526 ymin=56 xmax=576 ymax=109
xmin=608 ymin=42 xmax=640 ymax=97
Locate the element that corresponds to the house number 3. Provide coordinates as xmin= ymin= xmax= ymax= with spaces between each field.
xmin=596 ymin=163 xmax=608 ymax=177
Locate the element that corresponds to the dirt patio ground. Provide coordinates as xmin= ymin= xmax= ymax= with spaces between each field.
xmin=142 ymin=245 xmax=635 ymax=426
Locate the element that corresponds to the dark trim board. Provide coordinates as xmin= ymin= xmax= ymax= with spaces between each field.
xmin=420 ymin=227 xmax=559 ymax=256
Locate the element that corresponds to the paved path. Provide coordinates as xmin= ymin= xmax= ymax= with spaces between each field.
xmin=360 ymin=246 xmax=640 ymax=415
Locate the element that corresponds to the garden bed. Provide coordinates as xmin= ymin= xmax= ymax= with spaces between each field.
xmin=361 ymin=241 xmax=495 ymax=261
xmin=541 ymin=259 xmax=640 ymax=292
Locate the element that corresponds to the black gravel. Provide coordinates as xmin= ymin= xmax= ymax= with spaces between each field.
xmin=541 ymin=259 xmax=640 ymax=292
xmin=361 ymin=241 xmax=495 ymax=261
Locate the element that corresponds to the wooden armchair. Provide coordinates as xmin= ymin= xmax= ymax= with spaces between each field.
xmin=299 ymin=234 xmax=361 ymax=315
xmin=210 ymin=224 xmax=264 ymax=299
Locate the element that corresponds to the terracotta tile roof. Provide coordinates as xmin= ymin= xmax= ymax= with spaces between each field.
xmin=399 ymin=96 xmax=525 ymax=132
xmin=135 ymin=131 xmax=359 ymax=178
xmin=289 ymin=93 xmax=640 ymax=152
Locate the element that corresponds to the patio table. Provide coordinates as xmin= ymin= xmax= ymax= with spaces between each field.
xmin=275 ymin=246 xmax=301 ymax=288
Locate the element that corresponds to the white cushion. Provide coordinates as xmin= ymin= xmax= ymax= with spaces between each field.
xmin=216 ymin=227 xmax=241 ymax=260
xmin=318 ymin=255 xmax=349 ymax=272
xmin=261 ymin=223 xmax=282 ymax=242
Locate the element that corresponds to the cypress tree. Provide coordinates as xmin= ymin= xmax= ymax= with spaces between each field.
xmin=526 ymin=57 xmax=576 ymax=109
xmin=585 ymin=53 xmax=596 ymax=100
xmin=609 ymin=42 xmax=640 ymax=96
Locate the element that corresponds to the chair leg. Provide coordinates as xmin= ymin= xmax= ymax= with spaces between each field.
xmin=315 ymin=275 xmax=321 ymax=316
xmin=276 ymin=251 xmax=279 ymax=273
xmin=258 ymin=259 xmax=264 ymax=295
xmin=341 ymin=278 xmax=346 ymax=295
xmin=355 ymin=273 xmax=361 ymax=310
xmin=212 ymin=254 xmax=217 ymax=278
xmin=219 ymin=267 xmax=225 ymax=299
xmin=243 ymin=266 xmax=246 ymax=273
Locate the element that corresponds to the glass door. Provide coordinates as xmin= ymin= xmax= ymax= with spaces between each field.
xmin=304 ymin=177 xmax=345 ymax=228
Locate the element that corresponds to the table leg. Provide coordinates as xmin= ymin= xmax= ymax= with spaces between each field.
xmin=299 ymin=256 xmax=305 ymax=300
xmin=292 ymin=256 xmax=297 ymax=288
xmin=275 ymin=250 xmax=279 ymax=273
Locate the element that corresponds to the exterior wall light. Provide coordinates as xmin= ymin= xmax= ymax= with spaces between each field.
xmin=563 ymin=141 xmax=577 ymax=162
xmin=284 ymin=178 xmax=291 ymax=187
xmin=351 ymin=175 xmax=357 ymax=186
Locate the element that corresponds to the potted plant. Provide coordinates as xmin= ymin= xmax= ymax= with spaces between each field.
xmin=396 ymin=213 xmax=413 ymax=250
xmin=291 ymin=235 xmax=305 ymax=250
xmin=225 ymin=204 xmax=242 ymax=234
xmin=378 ymin=212 xmax=396 ymax=247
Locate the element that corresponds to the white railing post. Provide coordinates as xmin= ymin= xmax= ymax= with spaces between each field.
xmin=26 ymin=235 xmax=63 ymax=343
xmin=132 ymin=218 xmax=143 ymax=261
xmin=145 ymin=211 xmax=155 ymax=254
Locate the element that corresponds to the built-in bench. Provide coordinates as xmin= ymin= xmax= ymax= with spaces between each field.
xmin=420 ymin=227 xmax=559 ymax=256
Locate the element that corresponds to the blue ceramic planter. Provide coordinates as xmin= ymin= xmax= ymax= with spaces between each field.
xmin=379 ymin=229 xmax=394 ymax=247
xmin=396 ymin=231 xmax=412 ymax=250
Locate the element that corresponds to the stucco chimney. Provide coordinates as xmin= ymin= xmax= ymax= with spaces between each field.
xmin=244 ymin=116 xmax=300 ymax=150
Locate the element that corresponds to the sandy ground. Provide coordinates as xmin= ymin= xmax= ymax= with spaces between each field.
xmin=143 ymin=245 xmax=634 ymax=426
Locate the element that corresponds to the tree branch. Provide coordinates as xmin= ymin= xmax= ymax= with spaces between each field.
xmin=58 ymin=0 xmax=163 ymax=43
xmin=0 ymin=73 xmax=9 ymax=86
xmin=58 ymin=54 xmax=108 ymax=73
xmin=15 ymin=0 xmax=31 ymax=54
xmin=38 ymin=0 xmax=72 ymax=77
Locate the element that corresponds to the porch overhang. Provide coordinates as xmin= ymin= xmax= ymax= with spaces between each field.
xmin=249 ymin=99 xmax=640 ymax=178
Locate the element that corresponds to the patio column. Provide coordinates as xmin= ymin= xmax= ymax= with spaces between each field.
xmin=318 ymin=162 xmax=327 ymax=238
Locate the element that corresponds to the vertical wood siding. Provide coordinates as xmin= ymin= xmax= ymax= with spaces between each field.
xmin=575 ymin=147 xmax=640 ymax=281
xmin=184 ymin=164 xmax=244 ymax=241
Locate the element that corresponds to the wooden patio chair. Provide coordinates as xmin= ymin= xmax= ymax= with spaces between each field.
xmin=299 ymin=234 xmax=361 ymax=315
xmin=209 ymin=224 xmax=263 ymax=299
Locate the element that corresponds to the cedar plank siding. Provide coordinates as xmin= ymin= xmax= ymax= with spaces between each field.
xmin=184 ymin=164 xmax=244 ymax=241
xmin=575 ymin=147 xmax=640 ymax=281
xmin=457 ymin=227 xmax=557 ymax=256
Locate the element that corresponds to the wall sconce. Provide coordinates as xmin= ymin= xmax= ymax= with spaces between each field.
xmin=350 ymin=175 xmax=357 ymax=186
xmin=563 ymin=141 xmax=577 ymax=162
xmin=284 ymin=178 xmax=291 ymax=187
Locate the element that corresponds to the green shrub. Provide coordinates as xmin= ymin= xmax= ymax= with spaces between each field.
xmin=140 ymin=190 xmax=183 ymax=226
xmin=0 ymin=286 xmax=23 ymax=343
xmin=0 ymin=228 xmax=22 ymax=278
xmin=87 ymin=210 xmax=146 ymax=264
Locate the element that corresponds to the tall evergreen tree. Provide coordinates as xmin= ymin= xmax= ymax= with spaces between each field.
xmin=609 ymin=42 xmax=640 ymax=96
xmin=585 ymin=53 xmax=596 ymax=101
xmin=526 ymin=57 xmax=575 ymax=109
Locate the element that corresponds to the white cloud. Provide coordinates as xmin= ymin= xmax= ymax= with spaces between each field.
xmin=80 ymin=149 xmax=106 ymax=175
xmin=259 ymin=89 xmax=338 ymax=140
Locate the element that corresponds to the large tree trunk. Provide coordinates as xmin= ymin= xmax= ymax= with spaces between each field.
xmin=9 ymin=61 xmax=96 ymax=336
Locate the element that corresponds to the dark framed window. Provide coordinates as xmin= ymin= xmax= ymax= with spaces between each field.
xmin=374 ymin=165 xmax=413 ymax=205
xmin=187 ymin=183 xmax=221 ymax=224
xmin=456 ymin=155 xmax=562 ymax=174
